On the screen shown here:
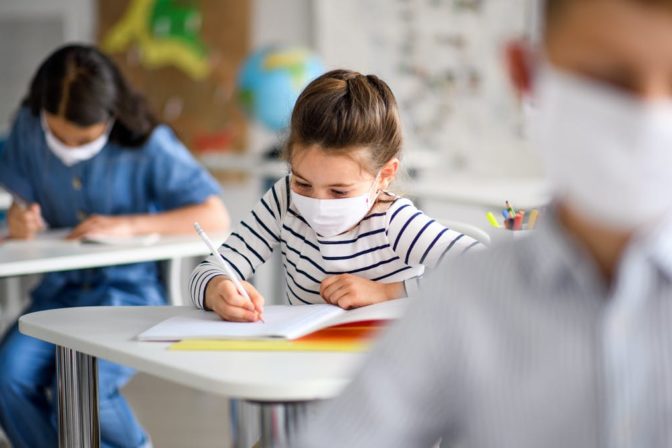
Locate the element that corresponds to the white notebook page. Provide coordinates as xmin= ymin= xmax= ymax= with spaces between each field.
xmin=137 ymin=304 xmax=344 ymax=341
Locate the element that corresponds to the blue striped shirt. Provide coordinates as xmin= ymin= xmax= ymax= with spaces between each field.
xmin=189 ymin=176 xmax=479 ymax=308
xmin=295 ymin=209 xmax=672 ymax=448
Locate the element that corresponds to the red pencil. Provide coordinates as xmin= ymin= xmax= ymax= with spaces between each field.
xmin=514 ymin=211 xmax=524 ymax=231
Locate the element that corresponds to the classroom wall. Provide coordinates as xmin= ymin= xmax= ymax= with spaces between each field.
xmin=0 ymin=0 xmax=313 ymax=139
xmin=253 ymin=0 xmax=313 ymax=47
xmin=0 ymin=0 xmax=537 ymax=176
xmin=313 ymin=0 xmax=542 ymax=178
xmin=0 ymin=0 xmax=96 ymax=132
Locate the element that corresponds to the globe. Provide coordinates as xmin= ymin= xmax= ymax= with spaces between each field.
xmin=238 ymin=46 xmax=325 ymax=132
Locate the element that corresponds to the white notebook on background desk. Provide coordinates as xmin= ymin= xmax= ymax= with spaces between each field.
xmin=81 ymin=233 xmax=161 ymax=246
xmin=2 ymin=230 xmax=161 ymax=246
xmin=137 ymin=299 xmax=409 ymax=341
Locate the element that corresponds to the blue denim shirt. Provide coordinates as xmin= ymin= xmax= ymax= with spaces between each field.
xmin=0 ymin=108 xmax=222 ymax=308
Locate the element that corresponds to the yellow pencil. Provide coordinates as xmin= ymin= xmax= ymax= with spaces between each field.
xmin=486 ymin=212 xmax=501 ymax=228
xmin=528 ymin=209 xmax=540 ymax=230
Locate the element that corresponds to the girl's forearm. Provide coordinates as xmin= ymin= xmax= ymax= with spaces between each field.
xmin=385 ymin=282 xmax=406 ymax=300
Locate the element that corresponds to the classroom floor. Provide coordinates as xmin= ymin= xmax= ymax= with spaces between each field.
xmin=124 ymin=373 xmax=233 ymax=448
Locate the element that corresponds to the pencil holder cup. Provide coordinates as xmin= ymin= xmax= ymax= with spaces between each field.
xmin=487 ymin=227 xmax=533 ymax=245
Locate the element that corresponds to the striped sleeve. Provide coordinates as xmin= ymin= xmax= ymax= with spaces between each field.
xmin=188 ymin=177 xmax=288 ymax=309
xmin=385 ymin=199 xmax=481 ymax=269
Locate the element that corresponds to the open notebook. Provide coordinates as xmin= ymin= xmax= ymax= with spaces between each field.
xmin=138 ymin=298 xmax=409 ymax=342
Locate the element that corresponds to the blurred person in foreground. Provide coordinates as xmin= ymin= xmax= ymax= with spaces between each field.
xmin=295 ymin=0 xmax=672 ymax=446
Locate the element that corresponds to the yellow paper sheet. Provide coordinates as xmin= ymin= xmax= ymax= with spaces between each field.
xmin=170 ymin=338 xmax=371 ymax=353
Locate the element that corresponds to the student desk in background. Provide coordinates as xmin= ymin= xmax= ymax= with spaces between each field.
xmin=20 ymin=306 xmax=360 ymax=448
xmin=405 ymin=176 xmax=549 ymax=210
xmin=0 ymin=232 xmax=227 ymax=329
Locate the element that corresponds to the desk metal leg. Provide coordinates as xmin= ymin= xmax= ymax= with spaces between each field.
xmin=55 ymin=346 xmax=100 ymax=448
xmin=232 ymin=399 xmax=318 ymax=448
xmin=166 ymin=257 xmax=184 ymax=306
xmin=0 ymin=277 xmax=22 ymax=334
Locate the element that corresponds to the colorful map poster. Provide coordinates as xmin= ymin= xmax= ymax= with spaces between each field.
xmin=98 ymin=0 xmax=251 ymax=156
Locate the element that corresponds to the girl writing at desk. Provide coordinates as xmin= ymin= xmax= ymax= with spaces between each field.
xmin=190 ymin=69 xmax=481 ymax=322
xmin=0 ymin=45 xmax=228 ymax=448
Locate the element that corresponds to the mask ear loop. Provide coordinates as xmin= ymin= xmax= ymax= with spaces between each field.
xmin=105 ymin=118 xmax=115 ymax=137
xmin=40 ymin=111 xmax=52 ymax=135
xmin=368 ymin=172 xmax=382 ymax=206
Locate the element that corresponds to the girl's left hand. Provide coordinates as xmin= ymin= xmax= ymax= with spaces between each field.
xmin=320 ymin=274 xmax=405 ymax=309
xmin=67 ymin=215 xmax=136 ymax=240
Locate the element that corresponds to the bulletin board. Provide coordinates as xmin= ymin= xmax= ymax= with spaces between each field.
xmin=315 ymin=0 xmax=540 ymax=176
xmin=97 ymin=0 xmax=251 ymax=155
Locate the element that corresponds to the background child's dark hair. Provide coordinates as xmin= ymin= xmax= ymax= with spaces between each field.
xmin=285 ymin=69 xmax=403 ymax=174
xmin=22 ymin=44 xmax=158 ymax=148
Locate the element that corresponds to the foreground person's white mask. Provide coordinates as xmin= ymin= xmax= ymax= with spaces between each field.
xmin=41 ymin=112 xmax=111 ymax=166
xmin=532 ymin=64 xmax=672 ymax=231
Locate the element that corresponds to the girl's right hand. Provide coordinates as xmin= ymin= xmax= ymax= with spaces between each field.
xmin=204 ymin=276 xmax=265 ymax=322
xmin=7 ymin=202 xmax=46 ymax=239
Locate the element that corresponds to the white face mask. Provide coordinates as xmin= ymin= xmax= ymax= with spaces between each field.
xmin=531 ymin=64 xmax=672 ymax=231
xmin=290 ymin=177 xmax=379 ymax=237
xmin=41 ymin=112 xmax=111 ymax=166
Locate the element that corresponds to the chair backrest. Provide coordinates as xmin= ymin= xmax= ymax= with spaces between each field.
xmin=439 ymin=219 xmax=491 ymax=246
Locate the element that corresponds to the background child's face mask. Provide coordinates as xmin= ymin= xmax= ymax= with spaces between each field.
xmin=531 ymin=63 xmax=672 ymax=231
xmin=291 ymin=175 xmax=380 ymax=237
xmin=41 ymin=112 xmax=112 ymax=166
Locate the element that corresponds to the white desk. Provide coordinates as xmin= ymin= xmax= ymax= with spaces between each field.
xmin=403 ymin=176 xmax=549 ymax=210
xmin=0 ymin=231 xmax=227 ymax=327
xmin=0 ymin=232 xmax=223 ymax=278
xmin=20 ymin=306 xmax=362 ymax=447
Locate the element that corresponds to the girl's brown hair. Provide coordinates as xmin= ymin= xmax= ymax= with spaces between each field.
xmin=285 ymin=69 xmax=402 ymax=174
